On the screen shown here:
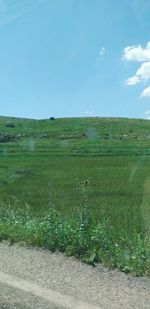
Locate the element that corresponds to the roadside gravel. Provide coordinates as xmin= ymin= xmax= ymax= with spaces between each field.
xmin=0 ymin=283 xmax=61 ymax=309
xmin=0 ymin=242 xmax=150 ymax=308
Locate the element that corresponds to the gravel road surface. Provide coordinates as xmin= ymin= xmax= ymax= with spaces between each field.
xmin=0 ymin=242 xmax=150 ymax=308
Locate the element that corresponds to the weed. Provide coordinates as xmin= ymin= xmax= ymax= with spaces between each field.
xmin=0 ymin=196 xmax=149 ymax=276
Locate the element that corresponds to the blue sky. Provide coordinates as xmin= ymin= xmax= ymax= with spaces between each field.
xmin=0 ymin=0 xmax=150 ymax=119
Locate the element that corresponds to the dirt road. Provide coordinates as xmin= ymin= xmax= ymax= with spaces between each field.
xmin=0 ymin=242 xmax=150 ymax=308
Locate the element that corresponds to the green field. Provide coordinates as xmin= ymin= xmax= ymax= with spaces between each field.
xmin=0 ymin=116 xmax=150 ymax=275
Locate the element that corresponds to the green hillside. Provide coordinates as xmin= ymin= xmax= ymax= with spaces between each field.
xmin=0 ymin=116 xmax=150 ymax=275
xmin=0 ymin=116 xmax=150 ymax=212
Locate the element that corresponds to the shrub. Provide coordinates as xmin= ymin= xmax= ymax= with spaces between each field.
xmin=6 ymin=123 xmax=16 ymax=128
xmin=0 ymin=133 xmax=15 ymax=142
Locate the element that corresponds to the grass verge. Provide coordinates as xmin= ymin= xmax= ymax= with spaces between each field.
xmin=0 ymin=199 xmax=149 ymax=276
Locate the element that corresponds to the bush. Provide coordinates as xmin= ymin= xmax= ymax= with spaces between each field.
xmin=6 ymin=123 xmax=16 ymax=128
xmin=0 ymin=133 xmax=15 ymax=142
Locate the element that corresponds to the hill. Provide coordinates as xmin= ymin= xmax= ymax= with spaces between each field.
xmin=0 ymin=116 xmax=150 ymax=209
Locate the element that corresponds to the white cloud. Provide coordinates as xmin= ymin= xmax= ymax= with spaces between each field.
xmin=126 ymin=62 xmax=150 ymax=86
xmin=126 ymin=75 xmax=140 ymax=85
xmin=84 ymin=110 xmax=95 ymax=115
xmin=141 ymin=86 xmax=150 ymax=97
xmin=136 ymin=62 xmax=150 ymax=80
xmin=123 ymin=42 xmax=150 ymax=96
xmin=123 ymin=42 xmax=150 ymax=62
xmin=100 ymin=47 xmax=106 ymax=57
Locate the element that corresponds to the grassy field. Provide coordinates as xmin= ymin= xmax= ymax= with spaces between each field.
xmin=0 ymin=116 xmax=150 ymax=275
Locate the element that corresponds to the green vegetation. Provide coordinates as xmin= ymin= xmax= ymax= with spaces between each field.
xmin=0 ymin=116 xmax=150 ymax=275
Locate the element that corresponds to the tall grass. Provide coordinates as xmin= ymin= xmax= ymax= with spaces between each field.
xmin=0 ymin=182 xmax=149 ymax=276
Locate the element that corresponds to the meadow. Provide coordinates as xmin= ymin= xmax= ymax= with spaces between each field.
xmin=0 ymin=116 xmax=150 ymax=275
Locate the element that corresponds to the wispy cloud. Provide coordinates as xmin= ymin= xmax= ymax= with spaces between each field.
xmin=0 ymin=0 xmax=44 ymax=29
xmin=123 ymin=41 xmax=150 ymax=97
xmin=100 ymin=47 xmax=106 ymax=57
xmin=83 ymin=110 xmax=96 ymax=116
xmin=126 ymin=75 xmax=140 ymax=85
